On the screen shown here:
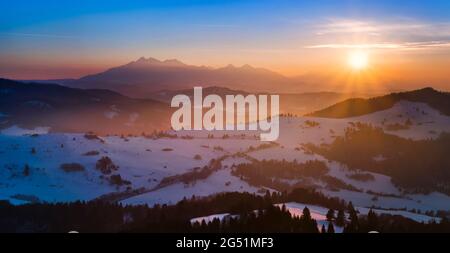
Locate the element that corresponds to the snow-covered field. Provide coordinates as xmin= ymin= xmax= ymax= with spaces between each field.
xmin=121 ymin=158 xmax=260 ymax=206
xmin=1 ymin=101 xmax=449 ymax=222
xmin=0 ymin=132 xmax=259 ymax=204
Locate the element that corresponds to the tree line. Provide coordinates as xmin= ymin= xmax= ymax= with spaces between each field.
xmin=1 ymin=187 xmax=449 ymax=233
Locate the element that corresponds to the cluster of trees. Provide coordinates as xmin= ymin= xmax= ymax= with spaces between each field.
xmin=94 ymin=156 xmax=131 ymax=187
xmin=232 ymin=160 xmax=360 ymax=192
xmin=1 ymin=188 xmax=449 ymax=233
xmin=383 ymin=119 xmax=412 ymax=131
xmin=159 ymin=157 xmax=224 ymax=187
xmin=191 ymin=205 xmax=320 ymax=233
xmin=96 ymin=156 xmax=119 ymax=175
xmin=0 ymin=189 xmax=344 ymax=233
xmin=191 ymin=202 xmax=391 ymax=233
xmin=304 ymin=123 xmax=450 ymax=194
xmin=233 ymin=160 xmax=329 ymax=181
xmin=302 ymin=120 xmax=320 ymax=128
xmin=246 ymin=142 xmax=280 ymax=152
xmin=84 ymin=133 xmax=103 ymax=141
xmin=109 ymin=174 xmax=131 ymax=186
xmin=59 ymin=163 xmax=85 ymax=172
xmin=346 ymin=172 xmax=375 ymax=182
xmin=190 ymin=199 xmax=450 ymax=233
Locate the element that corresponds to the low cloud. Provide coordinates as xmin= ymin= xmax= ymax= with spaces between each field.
xmin=315 ymin=18 xmax=450 ymax=37
xmin=308 ymin=18 xmax=450 ymax=51
xmin=306 ymin=41 xmax=450 ymax=50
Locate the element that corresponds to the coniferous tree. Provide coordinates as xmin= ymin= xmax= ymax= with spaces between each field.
xmin=326 ymin=209 xmax=335 ymax=222
xmin=335 ymin=209 xmax=346 ymax=227
xmin=367 ymin=209 xmax=378 ymax=232
xmin=344 ymin=203 xmax=359 ymax=233
xmin=321 ymin=224 xmax=326 ymax=233
xmin=327 ymin=222 xmax=335 ymax=233
xmin=301 ymin=207 xmax=312 ymax=220
xmin=2 ymin=190 xmax=450 ymax=233
xmin=299 ymin=207 xmax=319 ymax=233
xmin=347 ymin=202 xmax=355 ymax=213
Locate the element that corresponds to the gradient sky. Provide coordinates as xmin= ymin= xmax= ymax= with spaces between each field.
xmin=1 ymin=0 xmax=450 ymax=90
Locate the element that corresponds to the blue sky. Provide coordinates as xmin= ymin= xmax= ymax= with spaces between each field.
xmin=1 ymin=0 xmax=449 ymax=79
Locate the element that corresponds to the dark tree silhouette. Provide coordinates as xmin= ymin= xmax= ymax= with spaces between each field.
xmin=327 ymin=222 xmax=335 ymax=233
xmin=326 ymin=208 xmax=335 ymax=222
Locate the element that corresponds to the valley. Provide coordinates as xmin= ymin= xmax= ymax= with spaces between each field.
xmin=1 ymin=88 xmax=449 ymax=225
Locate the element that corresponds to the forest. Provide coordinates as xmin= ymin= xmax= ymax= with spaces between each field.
xmin=304 ymin=123 xmax=450 ymax=194
xmin=232 ymin=160 xmax=360 ymax=192
xmin=1 ymin=188 xmax=449 ymax=233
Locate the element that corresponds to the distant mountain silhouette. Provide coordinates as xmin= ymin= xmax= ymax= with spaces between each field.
xmin=55 ymin=57 xmax=298 ymax=98
xmin=307 ymin=87 xmax=450 ymax=118
xmin=0 ymin=78 xmax=173 ymax=134
xmin=21 ymin=57 xmax=450 ymax=98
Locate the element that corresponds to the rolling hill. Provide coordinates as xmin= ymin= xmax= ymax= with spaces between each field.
xmin=0 ymin=78 xmax=173 ymax=134
xmin=307 ymin=87 xmax=450 ymax=118
xmin=148 ymin=86 xmax=358 ymax=116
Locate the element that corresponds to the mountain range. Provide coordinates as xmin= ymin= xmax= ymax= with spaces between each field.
xmin=19 ymin=56 xmax=450 ymax=101
xmin=46 ymin=57 xmax=298 ymax=98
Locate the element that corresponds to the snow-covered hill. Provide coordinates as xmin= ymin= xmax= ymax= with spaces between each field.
xmin=1 ymin=100 xmax=449 ymax=222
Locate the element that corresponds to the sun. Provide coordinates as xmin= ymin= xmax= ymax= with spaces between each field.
xmin=348 ymin=50 xmax=369 ymax=71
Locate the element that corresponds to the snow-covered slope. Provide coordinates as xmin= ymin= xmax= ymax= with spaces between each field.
xmin=0 ymin=132 xmax=259 ymax=204
xmin=1 ymin=100 xmax=449 ymax=220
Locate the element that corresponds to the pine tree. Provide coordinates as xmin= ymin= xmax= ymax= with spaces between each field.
xmin=326 ymin=208 xmax=335 ymax=222
xmin=301 ymin=207 xmax=312 ymax=220
xmin=367 ymin=209 xmax=378 ymax=232
xmin=327 ymin=222 xmax=335 ymax=233
xmin=300 ymin=207 xmax=317 ymax=233
xmin=347 ymin=201 xmax=355 ymax=213
xmin=311 ymin=219 xmax=320 ymax=233
xmin=345 ymin=203 xmax=359 ymax=233
xmin=321 ymin=224 xmax=326 ymax=233
xmin=335 ymin=209 xmax=345 ymax=227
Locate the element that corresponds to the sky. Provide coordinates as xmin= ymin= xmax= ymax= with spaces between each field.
xmin=0 ymin=0 xmax=450 ymax=90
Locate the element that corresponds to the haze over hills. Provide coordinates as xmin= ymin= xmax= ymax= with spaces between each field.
xmin=148 ymin=86 xmax=358 ymax=116
xmin=3 ymin=76 xmax=447 ymax=136
xmin=24 ymin=56 xmax=431 ymax=99
xmin=307 ymin=87 xmax=450 ymax=118
xmin=0 ymin=78 xmax=173 ymax=134
xmin=0 ymin=77 xmax=357 ymax=132
xmin=0 ymin=77 xmax=364 ymax=135
xmin=25 ymin=56 xmax=442 ymax=100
